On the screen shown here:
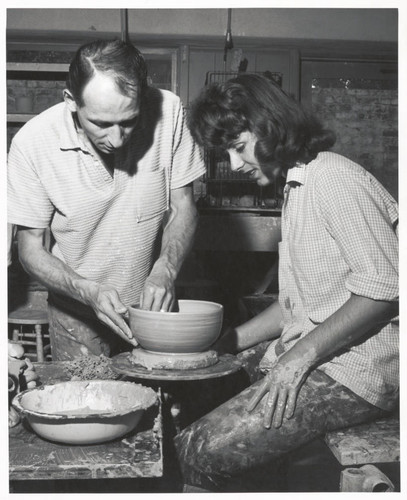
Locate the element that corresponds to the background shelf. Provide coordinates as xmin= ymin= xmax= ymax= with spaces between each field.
xmin=7 ymin=114 xmax=36 ymax=123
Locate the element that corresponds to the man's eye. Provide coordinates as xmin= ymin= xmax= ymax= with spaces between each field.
xmin=93 ymin=122 xmax=111 ymax=129
xmin=121 ymin=117 xmax=139 ymax=128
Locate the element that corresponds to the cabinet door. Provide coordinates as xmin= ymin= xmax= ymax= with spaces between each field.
xmin=251 ymin=49 xmax=299 ymax=98
xmin=187 ymin=50 xmax=218 ymax=104
xmin=141 ymin=48 xmax=179 ymax=95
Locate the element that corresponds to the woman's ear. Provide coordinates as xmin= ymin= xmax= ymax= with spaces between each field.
xmin=63 ymin=89 xmax=78 ymax=113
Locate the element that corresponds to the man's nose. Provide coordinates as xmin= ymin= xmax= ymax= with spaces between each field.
xmin=108 ymin=125 xmax=125 ymax=148
xmin=228 ymin=151 xmax=244 ymax=172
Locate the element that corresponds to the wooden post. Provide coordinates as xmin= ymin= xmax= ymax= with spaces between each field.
xmin=35 ymin=324 xmax=44 ymax=363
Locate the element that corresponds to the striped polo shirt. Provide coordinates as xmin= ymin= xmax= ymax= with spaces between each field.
xmin=260 ymin=152 xmax=399 ymax=411
xmin=8 ymin=88 xmax=206 ymax=308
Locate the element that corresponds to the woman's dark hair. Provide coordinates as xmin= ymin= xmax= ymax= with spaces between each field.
xmin=67 ymin=39 xmax=148 ymax=107
xmin=188 ymin=73 xmax=336 ymax=168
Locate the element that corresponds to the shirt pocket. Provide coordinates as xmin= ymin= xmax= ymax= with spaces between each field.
xmin=133 ymin=169 xmax=169 ymax=223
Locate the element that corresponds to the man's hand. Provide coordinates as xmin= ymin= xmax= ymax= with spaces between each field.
xmin=17 ymin=226 xmax=138 ymax=345
xmin=139 ymin=265 xmax=176 ymax=312
xmin=138 ymin=184 xmax=197 ymax=312
xmin=85 ymin=282 xmax=138 ymax=346
xmin=247 ymin=350 xmax=312 ymax=429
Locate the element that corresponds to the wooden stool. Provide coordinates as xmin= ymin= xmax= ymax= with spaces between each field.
xmin=325 ymin=416 xmax=400 ymax=492
xmin=9 ymin=308 xmax=51 ymax=362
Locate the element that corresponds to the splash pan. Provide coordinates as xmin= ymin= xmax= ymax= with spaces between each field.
xmin=12 ymin=380 xmax=157 ymax=445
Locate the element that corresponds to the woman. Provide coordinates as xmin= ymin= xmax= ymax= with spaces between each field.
xmin=174 ymin=74 xmax=399 ymax=491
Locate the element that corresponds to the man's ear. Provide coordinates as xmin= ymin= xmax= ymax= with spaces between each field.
xmin=63 ymin=89 xmax=78 ymax=113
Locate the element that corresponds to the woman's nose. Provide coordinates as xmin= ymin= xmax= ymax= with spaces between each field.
xmin=228 ymin=151 xmax=244 ymax=172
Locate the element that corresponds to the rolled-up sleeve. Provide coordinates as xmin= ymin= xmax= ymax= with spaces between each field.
xmin=316 ymin=166 xmax=398 ymax=301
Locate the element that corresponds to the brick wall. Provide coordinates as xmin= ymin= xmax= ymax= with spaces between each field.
xmin=311 ymin=84 xmax=398 ymax=200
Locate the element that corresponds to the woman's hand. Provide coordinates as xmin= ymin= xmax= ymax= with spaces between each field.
xmin=246 ymin=295 xmax=399 ymax=430
xmin=247 ymin=350 xmax=313 ymax=429
xmin=213 ymin=326 xmax=238 ymax=355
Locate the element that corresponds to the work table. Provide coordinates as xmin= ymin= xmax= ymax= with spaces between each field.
xmin=9 ymin=362 xmax=163 ymax=483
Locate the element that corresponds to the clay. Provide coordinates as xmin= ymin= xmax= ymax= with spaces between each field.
xmin=130 ymin=348 xmax=219 ymax=370
xmin=9 ymin=406 xmax=21 ymax=428
xmin=63 ymin=354 xmax=119 ymax=380
xmin=17 ymin=380 xmax=156 ymax=415
xmin=8 ymin=341 xmax=25 ymax=359
xmin=112 ymin=352 xmax=242 ymax=382
xmin=128 ymin=300 xmax=223 ymax=353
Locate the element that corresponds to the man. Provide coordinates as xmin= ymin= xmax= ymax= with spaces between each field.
xmin=8 ymin=39 xmax=206 ymax=360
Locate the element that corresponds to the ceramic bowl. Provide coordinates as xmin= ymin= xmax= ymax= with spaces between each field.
xmin=128 ymin=299 xmax=223 ymax=353
xmin=12 ymin=380 xmax=157 ymax=445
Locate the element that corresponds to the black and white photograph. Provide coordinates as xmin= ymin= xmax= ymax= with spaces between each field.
xmin=4 ymin=3 xmax=404 ymax=496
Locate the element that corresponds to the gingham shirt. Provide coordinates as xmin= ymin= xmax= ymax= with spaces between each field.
xmin=260 ymin=152 xmax=399 ymax=410
xmin=8 ymin=89 xmax=206 ymax=308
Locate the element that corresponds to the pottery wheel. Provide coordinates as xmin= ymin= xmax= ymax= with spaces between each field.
xmin=111 ymin=352 xmax=242 ymax=381
xmin=130 ymin=348 xmax=219 ymax=371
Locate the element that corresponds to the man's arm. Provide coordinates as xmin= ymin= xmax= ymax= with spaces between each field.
xmin=17 ymin=226 xmax=136 ymax=345
xmin=140 ymin=183 xmax=198 ymax=311
xmin=7 ymin=223 xmax=16 ymax=267
xmin=248 ymin=293 xmax=398 ymax=428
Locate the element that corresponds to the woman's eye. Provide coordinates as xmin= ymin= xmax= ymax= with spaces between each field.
xmin=235 ymin=146 xmax=245 ymax=153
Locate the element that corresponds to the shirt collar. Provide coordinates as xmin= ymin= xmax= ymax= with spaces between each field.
xmin=286 ymin=162 xmax=306 ymax=186
xmin=59 ymin=104 xmax=87 ymax=152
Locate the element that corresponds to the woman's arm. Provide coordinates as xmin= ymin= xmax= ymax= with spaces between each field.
xmin=216 ymin=299 xmax=284 ymax=354
xmin=247 ymin=293 xmax=398 ymax=429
